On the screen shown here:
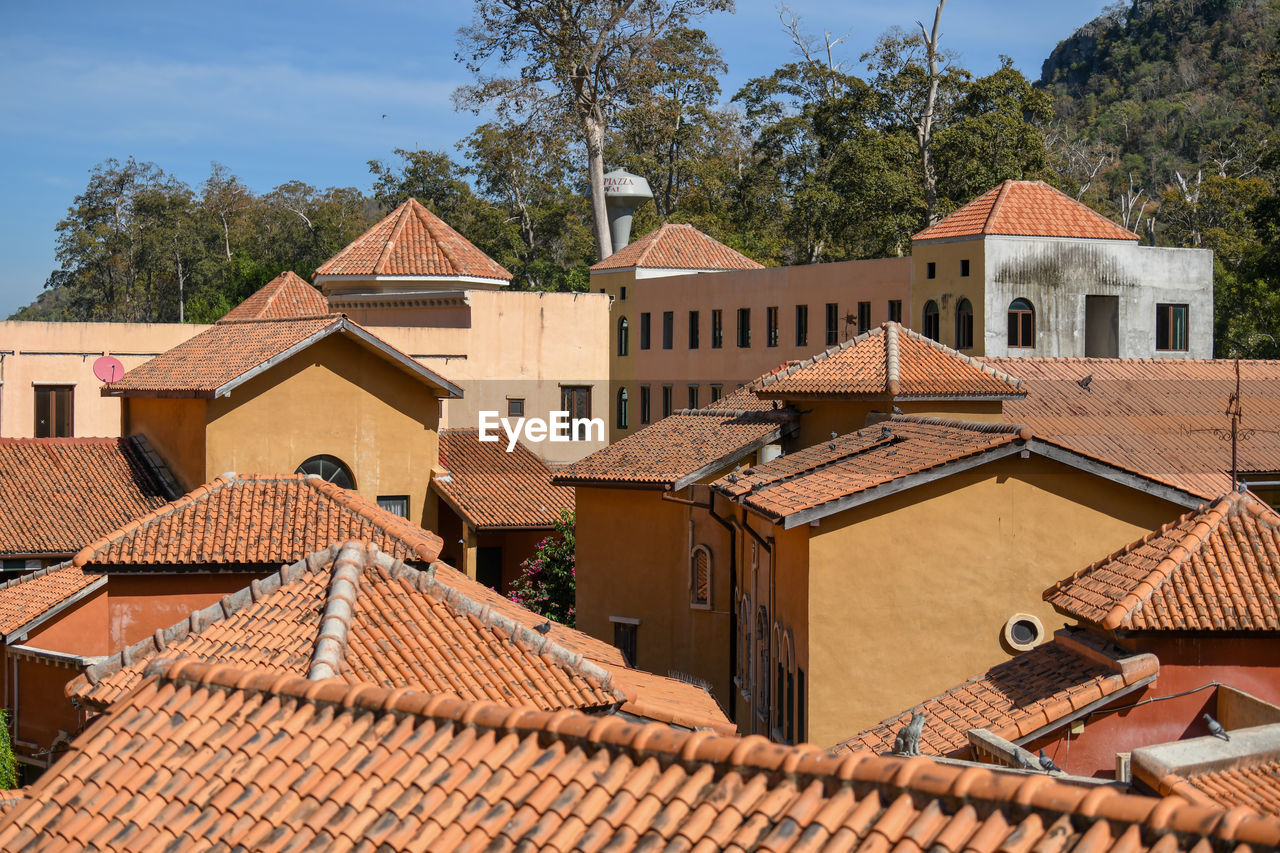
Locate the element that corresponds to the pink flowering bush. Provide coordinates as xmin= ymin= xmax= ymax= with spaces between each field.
xmin=508 ymin=510 xmax=576 ymax=627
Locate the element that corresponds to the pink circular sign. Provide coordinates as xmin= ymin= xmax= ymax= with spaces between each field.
xmin=93 ymin=355 xmax=124 ymax=383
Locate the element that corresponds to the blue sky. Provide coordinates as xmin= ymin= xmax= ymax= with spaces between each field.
xmin=0 ymin=0 xmax=1111 ymax=318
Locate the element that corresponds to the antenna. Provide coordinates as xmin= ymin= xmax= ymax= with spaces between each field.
xmin=1179 ymin=358 xmax=1280 ymax=487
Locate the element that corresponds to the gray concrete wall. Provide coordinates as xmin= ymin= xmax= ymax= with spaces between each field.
xmin=981 ymin=237 xmax=1213 ymax=358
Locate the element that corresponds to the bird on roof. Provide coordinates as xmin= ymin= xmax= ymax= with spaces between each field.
xmin=892 ymin=405 xmax=904 ymax=415
xmin=1015 ymin=749 xmax=1038 ymax=771
xmin=1077 ymin=374 xmax=1093 ymax=391
xmin=880 ymin=424 xmax=892 ymax=439
xmin=726 ymin=473 xmax=739 ymax=483
xmin=1039 ymin=749 xmax=1062 ymax=773
xmin=1203 ymin=713 xmax=1230 ymax=740
xmin=830 ymin=431 xmax=837 ymax=440
xmin=534 ymin=620 xmax=551 ymax=634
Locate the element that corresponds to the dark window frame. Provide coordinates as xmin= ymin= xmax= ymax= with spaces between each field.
xmin=888 ymin=300 xmax=902 ymax=323
xmin=662 ymin=385 xmax=673 ymax=418
xmin=1156 ymin=303 xmax=1189 ymax=351
xmin=857 ymin=301 xmax=871 ymax=334
xmin=1008 ymin=298 xmax=1035 ymax=349
xmin=955 ymin=298 xmax=974 ymax=350
xmin=795 ymin=305 xmax=808 ymax=347
xmin=711 ymin=310 xmax=723 ymax=349
xmin=376 ymin=495 xmax=410 ymax=518
xmin=926 ymin=261 xmax=936 ymax=279
xmin=825 ymin=303 xmax=839 ymax=346
xmin=737 ymin=307 xmax=751 ymax=348
xmin=662 ymin=311 xmax=674 ymax=350
xmin=612 ymin=621 xmax=638 ymax=667
xmin=296 ymin=454 xmax=356 ymax=490
xmin=33 ymin=384 xmax=74 ymax=438
xmin=687 ymin=385 xmax=698 ymax=409
xmin=560 ymin=385 xmax=592 ymax=421
xmin=617 ymin=316 xmax=629 ymax=356
xmin=639 ymin=313 xmax=651 ymax=350
xmin=640 ymin=386 xmax=651 ymax=424
xmin=767 ymin=306 xmax=779 ymax=347
xmin=688 ymin=311 xmax=700 ymax=349
xmin=960 ymin=259 xmax=970 ymax=277
xmin=506 ymin=398 xmax=525 ymax=418
xmin=923 ymin=301 xmax=940 ymax=342
xmin=616 ymin=386 xmax=629 ymax=430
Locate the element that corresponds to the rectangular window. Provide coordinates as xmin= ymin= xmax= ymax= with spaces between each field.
xmin=377 ymin=496 xmax=410 ymax=518
xmin=640 ymin=386 xmax=651 ymax=424
xmin=620 ymin=286 xmax=627 ymax=301
xmin=688 ymin=385 xmax=698 ymax=409
xmin=710 ymin=384 xmax=722 ymax=402
xmin=611 ymin=619 xmax=639 ymax=667
xmin=960 ymin=259 xmax=970 ymax=277
xmin=926 ymin=261 xmax=936 ymax=279
xmin=711 ymin=310 xmax=723 ymax=348
xmin=477 ymin=546 xmax=502 ymax=591
xmin=767 ymin=306 xmax=779 ymax=347
xmin=662 ymin=311 xmax=673 ymax=349
xmin=688 ymin=311 xmax=700 ymax=349
xmin=34 ymin=385 xmax=73 ymax=438
xmin=506 ymin=398 xmax=525 ymax=418
xmin=888 ymin=300 xmax=902 ymax=323
xmin=797 ymin=669 xmax=806 ymax=743
xmin=662 ymin=385 xmax=673 ymax=418
xmin=639 ymin=313 xmax=651 ymax=350
xmin=1156 ymin=303 xmax=1189 ymax=351
xmin=561 ymin=385 xmax=591 ymax=421
xmin=825 ymin=303 xmax=839 ymax=346
xmin=857 ymin=301 xmax=871 ymax=334
xmin=795 ymin=305 xmax=808 ymax=347
xmin=737 ymin=308 xmax=751 ymax=348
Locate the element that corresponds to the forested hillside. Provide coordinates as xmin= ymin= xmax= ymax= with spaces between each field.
xmin=1040 ymin=0 xmax=1280 ymax=354
xmin=14 ymin=0 xmax=1280 ymax=357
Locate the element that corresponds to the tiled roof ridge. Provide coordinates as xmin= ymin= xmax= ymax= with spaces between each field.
xmin=374 ymin=199 xmax=414 ymax=274
xmin=213 ymin=313 xmax=342 ymax=325
xmin=410 ymin=564 xmax=627 ymax=706
xmin=1042 ymin=491 xmax=1269 ymax=630
xmin=0 ymin=560 xmax=77 ymax=595
xmin=890 ymin=414 xmax=1035 ymax=441
xmin=308 ymin=542 xmax=368 ymax=680
xmin=753 ymin=322 xmax=1024 ymax=396
xmin=70 ymin=473 xmax=242 ymax=567
xmin=71 ymin=544 xmax=340 ymax=698
xmin=985 ymin=180 xmax=1014 ymax=233
xmin=71 ymin=542 xmax=625 ymax=709
xmin=136 ymin=657 xmax=1280 ymax=844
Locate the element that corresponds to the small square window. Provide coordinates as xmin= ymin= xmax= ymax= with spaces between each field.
xmin=507 ymin=398 xmax=525 ymax=418
xmin=710 ymin=384 xmax=723 ymax=402
xmin=377 ymin=496 xmax=410 ymax=518
xmin=1156 ymin=303 xmax=1189 ymax=351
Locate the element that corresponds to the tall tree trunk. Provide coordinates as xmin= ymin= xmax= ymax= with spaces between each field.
xmin=583 ymin=112 xmax=614 ymax=261
xmin=918 ymin=0 xmax=945 ymax=228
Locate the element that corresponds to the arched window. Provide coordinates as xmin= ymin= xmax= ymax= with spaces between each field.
xmin=690 ymin=546 xmax=711 ymax=609
xmin=955 ymin=298 xmax=973 ymax=350
xmin=616 ymin=387 xmax=629 ymax=430
xmin=756 ymin=606 xmax=770 ymax=723
xmin=1009 ymin=298 xmax=1035 ymax=348
xmin=923 ymin=301 xmax=940 ymax=341
xmin=296 ymin=454 xmax=355 ymax=489
xmin=737 ymin=595 xmax=752 ymax=689
xmin=617 ymin=317 xmax=629 ymax=356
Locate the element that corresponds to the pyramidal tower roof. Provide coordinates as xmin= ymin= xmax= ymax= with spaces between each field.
xmin=315 ymin=198 xmax=512 ymax=283
xmin=913 ymin=180 xmax=1140 ymax=242
xmin=220 ymin=271 xmax=329 ymax=322
xmin=591 ymin=223 xmax=763 ymax=273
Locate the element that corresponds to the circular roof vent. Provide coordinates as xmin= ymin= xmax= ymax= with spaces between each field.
xmin=1002 ymin=613 xmax=1045 ymax=652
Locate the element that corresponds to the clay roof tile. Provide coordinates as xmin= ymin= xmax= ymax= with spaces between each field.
xmin=914 ymin=181 xmax=1139 ymax=242
xmin=590 ymin=223 xmax=763 ymax=272
xmin=218 ymin=271 xmax=329 ymax=322
xmin=434 ymin=429 xmax=574 ymax=529
xmin=13 ymin=656 xmax=1278 ymax=851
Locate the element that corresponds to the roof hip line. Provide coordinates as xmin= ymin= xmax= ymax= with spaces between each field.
xmin=309 ymin=541 xmax=367 ymax=680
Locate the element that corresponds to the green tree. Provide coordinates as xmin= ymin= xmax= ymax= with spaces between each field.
xmin=455 ymin=0 xmax=732 ymax=261
xmin=0 ymin=710 xmax=16 ymax=789
xmin=508 ymin=510 xmax=576 ymax=626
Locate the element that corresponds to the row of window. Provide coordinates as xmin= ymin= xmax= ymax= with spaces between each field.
xmin=919 ymin=298 xmax=1189 ymax=351
xmin=615 ymin=383 xmax=723 ymax=429
xmin=924 ymin=259 xmax=971 ymax=279
xmin=617 ymin=301 xmax=903 ymax=356
xmin=736 ymin=593 xmax=806 ymax=744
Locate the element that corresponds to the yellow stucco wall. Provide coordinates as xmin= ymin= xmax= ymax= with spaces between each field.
xmin=0 ymin=321 xmax=207 ymax=439
xmin=801 ymin=454 xmax=1184 ymax=749
xmin=123 ymin=397 xmax=208 ymax=492
xmin=911 ymin=239 xmax=986 ymax=353
xmin=202 ymin=334 xmax=442 ymax=529
xmin=574 ymin=485 xmax=734 ymax=707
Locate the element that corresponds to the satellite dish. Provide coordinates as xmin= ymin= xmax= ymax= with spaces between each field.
xmin=93 ymin=355 xmax=124 ymax=383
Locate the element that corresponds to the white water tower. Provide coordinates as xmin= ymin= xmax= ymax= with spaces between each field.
xmin=602 ymin=169 xmax=654 ymax=254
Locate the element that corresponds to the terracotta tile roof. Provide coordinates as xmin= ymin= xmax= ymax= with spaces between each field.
xmin=554 ymin=406 xmax=796 ymax=489
xmin=11 ymin=658 xmax=1279 ymax=852
xmin=832 ymin=628 xmax=1158 ymax=758
xmin=218 ymin=270 xmax=328 ymax=321
xmin=104 ymin=313 xmax=461 ymax=398
xmin=0 ymin=437 xmax=169 ymax=558
xmin=1133 ymin=724 xmax=1280 ymax=816
xmin=716 ymin=416 xmax=1032 ymax=523
xmin=71 ymin=473 xmax=443 ymax=569
xmin=754 ymin=322 xmax=1025 ymax=399
xmin=314 ymin=197 xmax=512 ymax=280
xmin=987 ymin=357 xmax=1280 ymax=499
xmin=433 ymin=429 xmax=574 ymax=530
xmin=69 ymin=541 xmax=623 ymax=713
xmin=427 ymin=561 xmax=735 ymax=733
xmin=1045 ymin=489 xmax=1280 ymax=631
xmin=0 ymin=564 xmax=101 ymax=638
xmin=913 ymin=180 xmax=1140 ymax=242
xmin=590 ymin=222 xmax=764 ymax=271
